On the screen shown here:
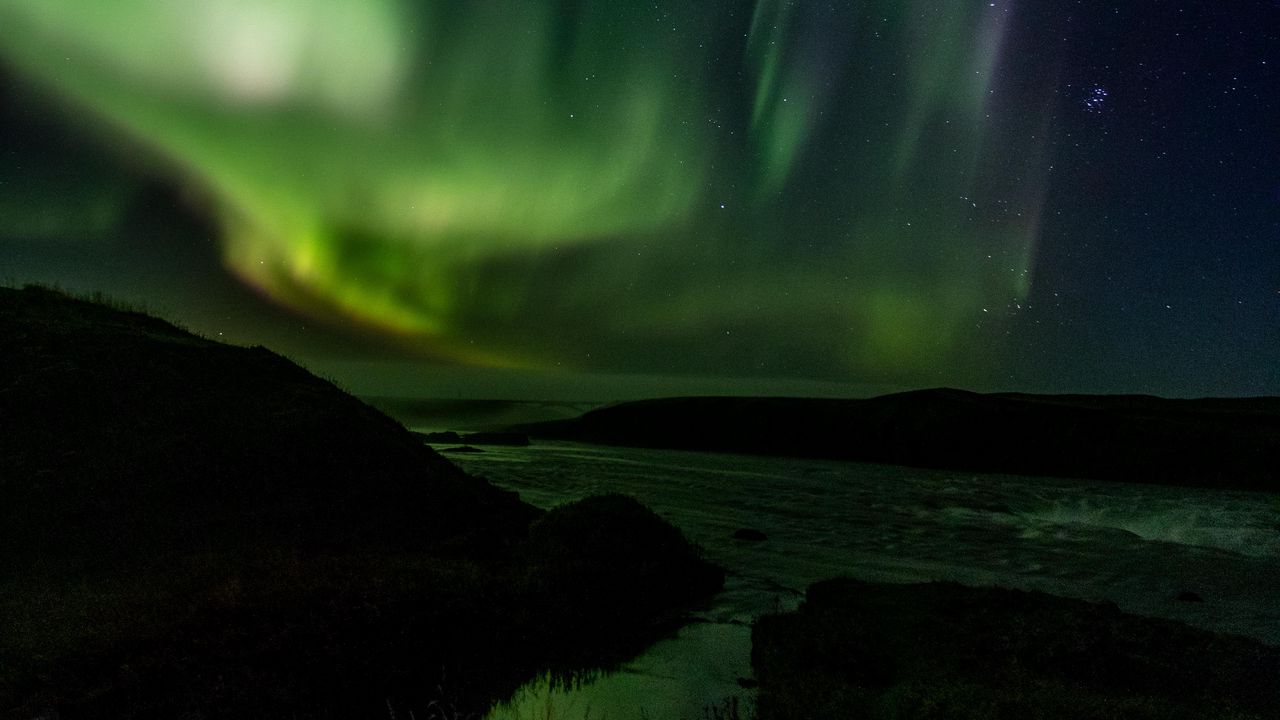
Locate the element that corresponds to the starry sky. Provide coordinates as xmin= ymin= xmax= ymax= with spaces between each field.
xmin=0 ymin=1 xmax=1276 ymax=400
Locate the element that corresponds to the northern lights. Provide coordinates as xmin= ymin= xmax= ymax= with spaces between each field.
xmin=1 ymin=1 xmax=1276 ymax=397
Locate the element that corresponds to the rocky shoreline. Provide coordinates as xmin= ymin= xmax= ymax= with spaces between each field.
xmin=752 ymin=578 xmax=1280 ymax=719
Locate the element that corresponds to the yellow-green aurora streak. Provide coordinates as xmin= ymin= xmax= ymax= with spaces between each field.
xmin=0 ymin=0 xmax=1054 ymax=381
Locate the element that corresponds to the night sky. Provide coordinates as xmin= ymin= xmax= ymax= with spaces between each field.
xmin=0 ymin=1 xmax=1276 ymax=399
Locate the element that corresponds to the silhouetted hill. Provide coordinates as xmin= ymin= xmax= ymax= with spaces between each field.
xmin=516 ymin=391 xmax=1280 ymax=490
xmin=0 ymin=285 xmax=533 ymax=563
xmin=0 ymin=286 xmax=721 ymax=718
xmin=366 ymin=396 xmax=601 ymax=431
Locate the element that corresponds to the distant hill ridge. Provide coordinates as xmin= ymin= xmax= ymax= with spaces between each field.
xmin=515 ymin=390 xmax=1280 ymax=490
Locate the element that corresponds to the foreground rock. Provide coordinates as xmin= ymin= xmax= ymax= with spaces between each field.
xmin=517 ymin=392 xmax=1280 ymax=490
xmin=752 ymin=578 xmax=1280 ymax=720
xmin=522 ymin=494 xmax=725 ymax=664
xmin=0 ymin=286 xmax=721 ymax=719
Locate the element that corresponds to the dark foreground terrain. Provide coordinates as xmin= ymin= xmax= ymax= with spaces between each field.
xmin=518 ymin=393 xmax=1280 ymax=490
xmin=8 ymin=286 xmax=1278 ymax=719
xmin=0 ymin=286 xmax=722 ymax=718
xmin=753 ymin=579 xmax=1280 ymax=720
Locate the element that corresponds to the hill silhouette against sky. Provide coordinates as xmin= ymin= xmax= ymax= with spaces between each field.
xmin=516 ymin=392 xmax=1280 ymax=491
xmin=0 ymin=285 xmax=722 ymax=718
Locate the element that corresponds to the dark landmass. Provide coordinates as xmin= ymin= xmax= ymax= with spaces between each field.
xmin=414 ymin=430 xmax=530 ymax=446
xmin=462 ymin=431 xmax=530 ymax=446
xmin=416 ymin=429 xmax=464 ymax=443
xmin=368 ymin=397 xmax=600 ymax=431
xmin=753 ymin=578 xmax=1280 ymax=719
xmin=516 ymin=393 xmax=1280 ymax=490
xmin=0 ymin=286 xmax=722 ymax=719
xmin=441 ymin=445 xmax=485 ymax=453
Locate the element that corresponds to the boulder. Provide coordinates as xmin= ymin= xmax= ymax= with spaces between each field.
xmin=752 ymin=578 xmax=1280 ymax=719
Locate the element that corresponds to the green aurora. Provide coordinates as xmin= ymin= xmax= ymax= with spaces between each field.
xmin=0 ymin=0 xmax=1058 ymax=383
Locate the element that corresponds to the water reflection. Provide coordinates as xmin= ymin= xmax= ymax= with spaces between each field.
xmin=453 ymin=441 xmax=1280 ymax=719
xmin=487 ymin=623 xmax=752 ymax=720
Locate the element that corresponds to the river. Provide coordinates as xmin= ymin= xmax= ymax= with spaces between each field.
xmin=435 ymin=440 xmax=1280 ymax=720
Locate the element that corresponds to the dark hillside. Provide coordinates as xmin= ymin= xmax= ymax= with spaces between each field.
xmin=0 ymin=286 xmax=721 ymax=718
xmin=518 ymin=391 xmax=1280 ymax=490
xmin=0 ymin=285 xmax=534 ymax=563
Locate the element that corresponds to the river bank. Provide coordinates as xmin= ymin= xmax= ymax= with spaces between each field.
xmin=445 ymin=440 xmax=1280 ymax=718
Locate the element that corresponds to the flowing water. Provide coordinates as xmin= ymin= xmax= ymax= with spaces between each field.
xmin=433 ymin=439 xmax=1280 ymax=720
